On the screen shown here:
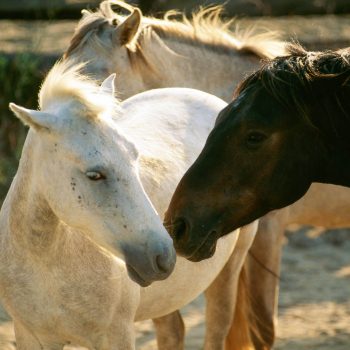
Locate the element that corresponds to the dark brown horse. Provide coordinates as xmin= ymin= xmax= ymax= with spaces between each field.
xmin=165 ymin=44 xmax=350 ymax=261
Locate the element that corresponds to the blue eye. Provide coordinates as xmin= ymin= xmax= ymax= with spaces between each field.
xmin=86 ymin=171 xmax=106 ymax=181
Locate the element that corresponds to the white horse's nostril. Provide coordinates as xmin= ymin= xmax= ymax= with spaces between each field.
xmin=154 ymin=246 xmax=176 ymax=274
xmin=155 ymin=254 xmax=170 ymax=273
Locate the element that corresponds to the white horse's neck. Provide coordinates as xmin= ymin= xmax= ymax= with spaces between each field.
xmin=132 ymin=30 xmax=261 ymax=102
xmin=0 ymin=132 xmax=65 ymax=257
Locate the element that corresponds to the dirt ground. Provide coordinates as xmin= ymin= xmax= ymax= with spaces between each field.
xmin=0 ymin=227 xmax=348 ymax=350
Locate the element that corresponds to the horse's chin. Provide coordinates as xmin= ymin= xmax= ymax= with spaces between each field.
xmin=126 ymin=264 xmax=152 ymax=287
xmin=187 ymin=244 xmax=217 ymax=262
xmin=178 ymin=234 xmax=218 ymax=262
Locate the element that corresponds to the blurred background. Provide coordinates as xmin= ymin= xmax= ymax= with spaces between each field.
xmin=0 ymin=2 xmax=350 ymax=349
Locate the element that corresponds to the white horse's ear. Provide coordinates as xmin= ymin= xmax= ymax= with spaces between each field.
xmin=100 ymin=74 xmax=116 ymax=95
xmin=113 ymin=8 xmax=142 ymax=46
xmin=9 ymin=103 xmax=57 ymax=131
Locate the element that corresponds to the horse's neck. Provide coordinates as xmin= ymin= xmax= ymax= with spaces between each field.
xmin=308 ymin=103 xmax=350 ymax=186
xmin=316 ymin=146 xmax=350 ymax=187
xmin=138 ymin=31 xmax=261 ymax=102
xmin=0 ymin=134 xmax=65 ymax=257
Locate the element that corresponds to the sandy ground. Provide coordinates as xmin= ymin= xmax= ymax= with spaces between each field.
xmin=0 ymin=227 xmax=348 ymax=349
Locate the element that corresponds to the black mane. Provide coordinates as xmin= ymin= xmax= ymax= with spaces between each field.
xmin=235 ymin=44 xmax=350 ymax=137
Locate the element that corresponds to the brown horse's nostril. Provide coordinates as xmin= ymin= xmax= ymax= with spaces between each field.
xmin=171 ymin=217 xmax=190 ymax=244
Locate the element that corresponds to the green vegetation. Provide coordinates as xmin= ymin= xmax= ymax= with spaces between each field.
xmin=0 ymin=54 xmax=44 ymax=203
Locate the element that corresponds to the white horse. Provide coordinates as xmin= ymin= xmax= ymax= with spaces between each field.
xmin=6 ymin=70 xmax=177 ymax=287
xmin=65 ymin=2 xmax=350 ymax=348
xmin=0 ymin=61 xmax=256 ymax=349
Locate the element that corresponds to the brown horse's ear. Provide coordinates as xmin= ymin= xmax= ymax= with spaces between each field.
xmin=114 ymin=8 xmax=142 ymax=46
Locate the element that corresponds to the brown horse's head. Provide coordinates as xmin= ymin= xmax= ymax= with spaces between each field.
xmin=166 ymin=44 xmax=350 ymax=261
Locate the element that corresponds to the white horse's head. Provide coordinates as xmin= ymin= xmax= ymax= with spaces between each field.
xmin=9 ymin=61 xmax=176 ymax=286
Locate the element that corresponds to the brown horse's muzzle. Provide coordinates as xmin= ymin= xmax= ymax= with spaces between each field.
xmin=164 ymin=213 xmax=221 ymax=262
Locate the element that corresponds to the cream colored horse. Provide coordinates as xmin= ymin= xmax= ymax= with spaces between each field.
xmin=1 ymin=61 xmax=257 ymax=349
xmin=65 ymin=1 xmax=285 ymax=101
xmin=65 ymin=2 xmax=350 ymax=349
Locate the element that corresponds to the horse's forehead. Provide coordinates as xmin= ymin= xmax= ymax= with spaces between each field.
xmin=234 ymin=87 xmax=266 ymax=114
xmin=55 ymin=115 xmax=108 ymax=148
xmin=46 ymin=101 xmax=134 ymax=160
xmin=216 ymin=89 xmax=254 ymax=126
xmin=65 ymin=118 xmax=134 ymax=158
xmin=58 ymin=101 xmax=106 ymax=129
xmin=214 ymin=88 xmax=270 ymax=132
xmin=229 ymin=88 xmax=293 ymax=133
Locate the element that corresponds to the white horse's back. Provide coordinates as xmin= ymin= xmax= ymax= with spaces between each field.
xmin=120 ymin=87 xmax=227 ymax=214
xmin=121 ymin=87 xmax=226 ymax=155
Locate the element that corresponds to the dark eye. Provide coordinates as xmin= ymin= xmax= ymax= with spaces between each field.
xmin=245 ymin=131 xmax=267 ymax=148
xmin=86 ymin=171 xmax=106 ymax=181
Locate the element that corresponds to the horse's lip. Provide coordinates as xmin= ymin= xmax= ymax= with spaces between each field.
xmin=125 ymin=264 xmax=152 ymax=287
xmin=185 ymin=231 xmax=219 ymax=262
xmin=187 ymin=244 xmax=216 ymax=262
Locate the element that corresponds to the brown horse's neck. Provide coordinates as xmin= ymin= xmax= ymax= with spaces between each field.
xmin=315 ymin=144 xmax=350 ymax=188
xmin=305 ymin=90 xmax=350 ymax=187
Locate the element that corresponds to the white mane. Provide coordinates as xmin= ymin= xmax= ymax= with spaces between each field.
xmin=65 ymin=3 xmax=287 ymax=61
xmin=145 ymin=6 xmax=287 ymax=59
xmin=39 ymin=60 xmax=120 ymax=116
